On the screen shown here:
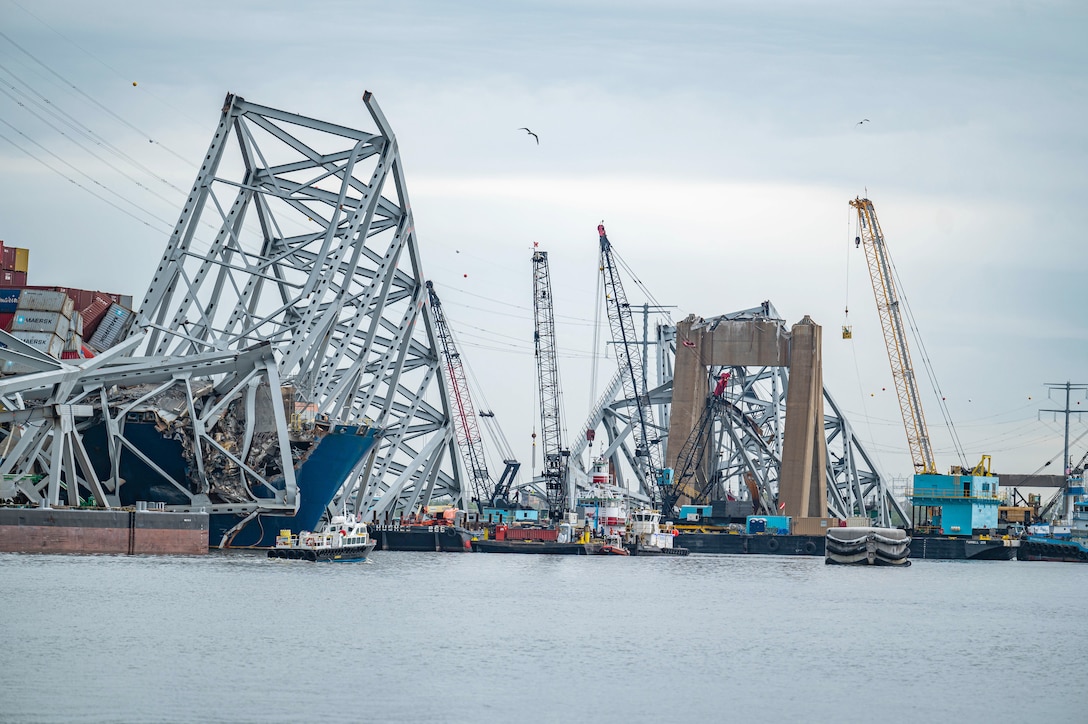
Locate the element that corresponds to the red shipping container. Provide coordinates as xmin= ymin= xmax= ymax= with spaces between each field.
xmin=0 ymin=270 xmax=13 ymax=286
xmin=10 ymin=271 xmax=26 ymax=286
xmin=71 ymin=289 xmax=94 ymax=311
xmin=505 ymin=528 xmax=560 ymax=542
xmin=80 ymin=294 xmax=114 ymax=337
xmin=1 ymin=247 xmax=15 ymax=271
xmin=0 ymin=312 xmax=12 ymax=331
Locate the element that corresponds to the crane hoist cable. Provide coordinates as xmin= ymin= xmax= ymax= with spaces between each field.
xmin=887 ymin=256 xmax=968 ymax=465
xmin=842 ymin=207 xmax=854 ymax=339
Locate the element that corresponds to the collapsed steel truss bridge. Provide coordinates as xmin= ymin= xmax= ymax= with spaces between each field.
xmin=0 ymin=93 xmax=460 ymax=531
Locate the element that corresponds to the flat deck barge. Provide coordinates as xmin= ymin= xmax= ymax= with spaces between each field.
xmin=369 ymin=523 xmax=474 ymax=552
xmin=470 ymin=539 xmax=600 ymax=554
xmin=676 ymin=532 xmax=824 ymax=556
xmin=0 ymin=506 xmax=208 ymax=555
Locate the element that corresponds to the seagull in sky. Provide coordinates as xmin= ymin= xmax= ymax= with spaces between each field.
xmin=855 ymin=118 xmax=870 ymax=127
xmin=518 ymin=127 xmax=539 ymax=144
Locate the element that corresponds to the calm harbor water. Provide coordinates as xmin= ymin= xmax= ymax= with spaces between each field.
xmin=2 ymin=550 xmax=1086 ymax=724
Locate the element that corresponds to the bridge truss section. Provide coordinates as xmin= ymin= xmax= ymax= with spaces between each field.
xmin=569 ymin=306 xmax=907 ymax=527
xmin=137 ymin=93 xmax=459 ymax=517
xmin=0 ymin=93 xmax=460 ymax=520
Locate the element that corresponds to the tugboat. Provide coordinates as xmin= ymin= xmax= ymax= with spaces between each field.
xmin=1018 ymin=500 xmax=1088 ymax=563
xmin=625 ymin=509 xmax=689 ymax=556
xmin=267 ymin=515 xmax=376 ymax=562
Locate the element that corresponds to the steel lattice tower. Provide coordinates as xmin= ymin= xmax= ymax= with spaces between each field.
xmin=532 ymin=249 xmax=568 ymax=519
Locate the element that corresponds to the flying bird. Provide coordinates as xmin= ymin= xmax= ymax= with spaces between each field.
xmin=518 ymin=127 xmax=539 ymax=144
xmin=855 ymin=118 xmax=870 ymax=127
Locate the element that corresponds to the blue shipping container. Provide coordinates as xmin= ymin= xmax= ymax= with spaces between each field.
xmin=0 ymin=288 xmax=21 ymax=313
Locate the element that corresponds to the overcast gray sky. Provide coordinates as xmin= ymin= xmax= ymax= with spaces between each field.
xmin=1 ymin=0 xmax=1085 ymax=486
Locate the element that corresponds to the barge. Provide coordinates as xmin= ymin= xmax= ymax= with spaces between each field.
xmin=676 ymin=531 xmax=824 ymax=556
xmin=0 ymin=505 xmax=208 ymax=555
xmin=909 ymin=534 xmax=1017 ymax=560
xmin=470 ymin=539 xmax=601 ymax=554
xmin=369 ymin=523 xmax=474 ymax=552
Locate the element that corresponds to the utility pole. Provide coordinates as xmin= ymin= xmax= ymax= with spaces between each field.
xmin=641 ymin=303 xmax=672 ymax=398
xmin=1041 ymin=382 xmax=1088 ymax=524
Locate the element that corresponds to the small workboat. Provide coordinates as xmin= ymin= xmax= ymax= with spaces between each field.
xmin=267 ymin=515 xmax=376 ymax=562
xmin=625 ymin=509 xmax=689 ymax=556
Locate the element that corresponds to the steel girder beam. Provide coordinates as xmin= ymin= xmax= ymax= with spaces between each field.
xmin=0 ymin=341 xmax=298 ymax=514
xmin=823 ymin=390 xmax=910 ymax=527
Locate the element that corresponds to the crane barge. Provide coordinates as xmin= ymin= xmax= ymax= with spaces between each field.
xmin=851 ymin=197 xmax=1012 ymax=559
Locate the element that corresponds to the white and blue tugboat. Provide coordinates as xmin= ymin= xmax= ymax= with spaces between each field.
xmin=267 ymin=515 xmax=376 ymax=562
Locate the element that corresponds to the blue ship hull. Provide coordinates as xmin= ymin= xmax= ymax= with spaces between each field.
xmin=214 ymin=425 xmax=380 ymax=548
xmin=82 ymin=421 xmax=380 ymax=549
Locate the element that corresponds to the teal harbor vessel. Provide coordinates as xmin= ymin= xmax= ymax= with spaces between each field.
xmin=1019 ymin=497 xmax=1088 ymax=563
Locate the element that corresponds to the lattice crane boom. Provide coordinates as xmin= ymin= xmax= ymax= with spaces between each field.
xmin=597 ymin=224 xmax=663 ymax=501
xmin=426 ymin=281 xmax=492 ymax=505
xmin=664 ymin=395 xmax=722 ymax=513
xmin=532 ymin=249 xmax=569 ymax=519
xmin=851 ymin=198 xmax=937 ymax=475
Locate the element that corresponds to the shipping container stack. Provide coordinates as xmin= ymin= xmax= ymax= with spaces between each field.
xmin=0 ymin=240 xmax=29 ymax=289
xmin=0 ymin=245 xmax=140 ymax=374
xmin=0 ymin=240 xmax=136 ymax=373
xmin=6 ymin=289 xmax=74 ymax=372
